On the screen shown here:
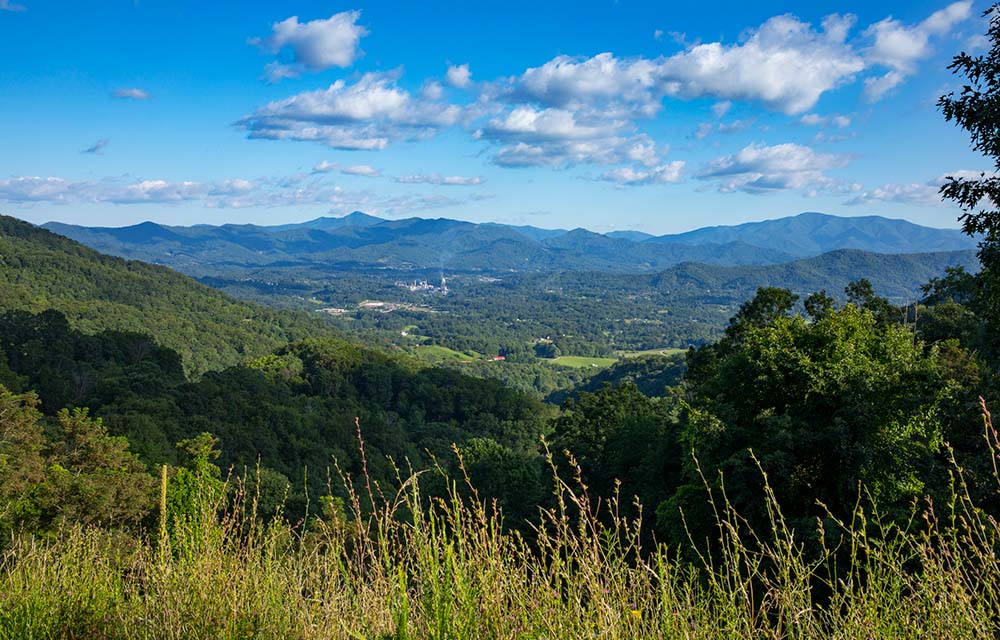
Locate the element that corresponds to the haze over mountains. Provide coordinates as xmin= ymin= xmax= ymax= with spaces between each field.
xmin=41 ymin=211 xmax=977 ymax=276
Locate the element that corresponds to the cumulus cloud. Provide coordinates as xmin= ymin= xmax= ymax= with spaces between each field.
xmin=473 ymin=13 xmax=869 ymax=167
xmin=395 ymin=173 xmax=483 ymax=185
xmin=657 ymin=15 xmax=863 ymax=115
xmin=112 ymin=88 xmax=151 ymax=100
xmin=235 ymin=7 xmax=973 ymax=172
xmin=698 ymin=142 xmax=849 ymax=193
xmin=514 ymin=53 xmax=661 ymax=112
xmin=863 ymin=1 xmax=972 ymax=101
xmin=474 ymin=104 xmax=661 ymax=168
xmin=237 ymin=71 xmax=462 ymax=150
xmin=479 ymin=106 xmax=619 ymax=143
xmin=250 ymin=10 xmax=368 ymax=82
xmin=445 ymin=63 xmax=472 ymax=88
xmin=598 ymin=161 xmax=685 ymax=186
xmin=82 ymin=139 xmax=109 ymax=155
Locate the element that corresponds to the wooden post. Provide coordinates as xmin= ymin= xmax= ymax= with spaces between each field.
xmin=159 ymin=464 xmax=168 ymax=553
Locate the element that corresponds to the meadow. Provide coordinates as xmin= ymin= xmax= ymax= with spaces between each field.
xmin=3 ymin=427 xmax=999 ymax=640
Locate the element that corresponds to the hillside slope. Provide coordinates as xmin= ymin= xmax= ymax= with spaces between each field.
xmin=0 ymin=215 xmax=336 ymax=373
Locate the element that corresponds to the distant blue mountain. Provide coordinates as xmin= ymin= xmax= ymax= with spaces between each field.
xmin=264 ymin=211 xmax=386 ymax=232
xmin=605 ymin=230 xmax=655 ymax=242
xmin=40 ymin=210 xmax=977 ymax=275
xmin=481 ymin=222 xmax=568 ymax=242
xmin=646 ymin=211 xmax=976 ymax=256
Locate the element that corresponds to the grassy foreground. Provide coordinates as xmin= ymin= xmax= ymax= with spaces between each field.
xmin=2 ymin=436 xmax=1000 ymax=639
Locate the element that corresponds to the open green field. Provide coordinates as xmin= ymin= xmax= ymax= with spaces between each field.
xmin=618 ymin=347 xmax=688 ymax=358
xmin=410 ymin=344 xmax=477 ymax=363
xmin=549 ymin=355 xmax=619 ymax=368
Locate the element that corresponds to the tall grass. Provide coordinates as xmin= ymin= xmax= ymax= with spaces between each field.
xmin=2 ymin=413 xmax=1000 ymax=639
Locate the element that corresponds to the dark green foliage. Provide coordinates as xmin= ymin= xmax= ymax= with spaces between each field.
xmin=41 ymin=408 xmax=156 ymax=530
xmin=0 ymin=388 xmax=46 ymax=534
xmin=0 ymin=387 xmax=156 ymax=535
xmin=939 ymin=4 xmax=1000 ymax=362
xmin=0 ymin=310 xmax=548 ymax=522
xmin=669 ymin=302 xmax=957 ymax=545
xmin=550 ymin=383 xmax=682 ymax=522
xmin=845 ymin=278 xmax=899 ymax=325
xmin=804 ymin=290 xmax=836 ymax=320
xmin=0 ymin=215 xmax=338 ymax=374
xmin=546 ymin=354 xmax=687 ymax=404
xmin=460 ymin=437 xmax=545 ymax=524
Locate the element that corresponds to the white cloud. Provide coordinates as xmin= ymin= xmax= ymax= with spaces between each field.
xmin=476 ymin=108 xmax=660 ymax=168
xmin=694 ymin=118 xmax=754 ymax=140
xmin=261 ymin=63 xmax=302 ymax=84
xmin=863 ymin=1 xmax=973 ymax=101
xmin=658 ymin=14 xmax=864 ymax=114
xmin=711 ymin=101 xmax=732 ymax=118
xmin=341 ymin=164 xmax=381 ymax=177
xmin=0 ymin=0 xmax=26 ymax=11
xmin=112 ymin=88 xmax=151 ymax=100
xmin=472 ymin=12 xmax=863 ymax=169
xmin=250 ymin=10 xmax=368 ymax=82
xmin=654 ymin=29 xmax=664 ymax=41
xmin=598 ymin=161 xmax=685 ymax=186
xmin=512 ymin=53 xmax=663 ymax=117
xmin=479 ymin=106 xmax=619 ymax=142
xmin=107 ymin=180 xmax=206 ymax=204
xmin=0 ymin=173 xmax=481 ymax=215
xmin=475 ymin=105 xmax=661 ymax=168
xmin=238 ymin=71 xmax=462 ymax=150
xmin=445 ymin=63 xmax=472 ymax=88
xmin=800 ymin=113 xmax=851 ymax=127
xmin=698 ymin=142 xmax=849 ymax=193
xmin=421 ymin=80 xmax=444 ymax=100
xmin=863 ymin=71 xmax=906 ymax=101
xmin=396 ymin=174 xmax=483 ymax=185
xmin=846 ymin=169 xmax=992 ymax=207
xmin=0 ymin=176 xmax=73 ymax=202
xmin=312 ymin=161 xmax=381 ymax=177
xmin=845 ymin=181 xmax=942 ymax=207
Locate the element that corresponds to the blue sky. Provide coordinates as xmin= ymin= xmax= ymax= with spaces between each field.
xmin=0 ymin=0 xmax=992 ymax=233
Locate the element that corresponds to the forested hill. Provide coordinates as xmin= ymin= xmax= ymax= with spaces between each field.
xmin=530 ymin=248 xmax=980 ymax=304
xmin=0 ymin=215 xmax=337 ymax=374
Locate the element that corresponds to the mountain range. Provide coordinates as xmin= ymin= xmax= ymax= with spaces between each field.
xmin=40 ymin=211 xmax=978 ymax=276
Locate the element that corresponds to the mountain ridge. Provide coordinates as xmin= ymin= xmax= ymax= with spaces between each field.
xmin=646 ymin=211 xmax=975 ymax=256
xmin=40 ymin=211 xmax=974 ymax=276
